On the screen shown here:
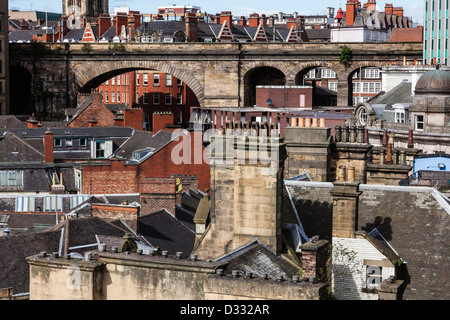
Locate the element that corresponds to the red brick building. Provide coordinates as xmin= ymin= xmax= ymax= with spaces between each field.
xmin=96 ymin=71 xmax=199 ymax=132
xmin=81 ymin=129 xmax=210 ymax=195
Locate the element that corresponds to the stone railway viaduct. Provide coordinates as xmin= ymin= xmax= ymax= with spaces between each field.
xmin=9 ymin=42 xmax=423 ymax=112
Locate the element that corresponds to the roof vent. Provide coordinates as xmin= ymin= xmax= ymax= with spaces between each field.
xmin=162 ymin=250 xmax=168 ymax=257
xmin=190 ymin=254 xmax=198 ymax=261
xmin=176 ymin=252 xmax=183 ymax=259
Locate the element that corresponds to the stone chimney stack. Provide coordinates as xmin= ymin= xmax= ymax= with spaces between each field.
xmin=193 ymin=122 xmax=286 ymax=259
xmin=331 ymin=179 xmax=361 ymax=239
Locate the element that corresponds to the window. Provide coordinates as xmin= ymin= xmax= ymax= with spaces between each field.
xmin=364 ymin=68 xmax=380 ymax=79
xmin=117 ymin=91 xmax=120 ymax=103
xmin=143 ymin=73 xmax=149 ymax=86
xmin=177 ymin=111 xmax=183 ymax=124
xmin=79 ymin=138 xmax=87 ymax=147
xmin=16 ymin=196 xmax=35 ymax=212
xmin=136 ymin=73 xmax=140 ymax=86
xmin=359 ymin=107 xmax=368 ymax=125
xmin=299 ymin=94 xmax=306 ymax=107
xmin=136 ymin=92 xmax=140 ymax=103
xmin=153 ymin=93 xmax=160 ymax=105
xmin=111 ymin=77 xmax=115 ymax=86
xmin=165 ymin=93 xmax=172 ymax=105
xmin=321 ymin=68 xmax=337 ymax=79
xmin=153 ymin=74 xmax=160 ymax=86
xmin=65 ymin=139 xmax=73 ymax=147
xmin=117 ymin=75 xmax=121 ymax=86
xmin=177 ymin=78 xmax=183 ymax=86
xmin=415 ymin=115 xmax=424 ymax=131
xmin=166 ymin=75 xmax=172 ymax=86
xmin=43 ymin=195 xmax=63 ymax=212
xmin=105 ymin=91 xmax=109 ymax=103
xmin=0 ymin=171 xmax=23 ymax=187
xmin=95 ymin=141 xmax=106 ymax=158
xmin=177 ymin=93 xmax=183 ymax=105
xmin=362 ymin=82 xmax=381 ymax=93
xmin=143 ymin=93 xmax=148 ymax=105
xmin=54 ymin=138 xmax=63 ymax=147
xmin=328 ymin=82 xmax=338 ymax=92
xmin=366 ymin=266 xmax=383 ymax=289
xmin=111 ymin=91 xmax=115 ymax=103
xmin=395 ymin=109 xmax=406 ymax=123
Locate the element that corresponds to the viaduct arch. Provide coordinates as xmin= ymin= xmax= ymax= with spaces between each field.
xmin=9 ymin=42 xmax=422 ymax=113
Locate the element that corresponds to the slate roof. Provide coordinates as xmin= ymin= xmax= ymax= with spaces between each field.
xmin=305 ymin=28 xmax=331 ymax=41
xmin=0 ymin=116 xmax=26 ymax=129
xmin=286 ymin=180 xmax=450 ymax=299
xmin=138 ymin=209 xmax=196 ymax=255
xmin=0 ymin=213 xmax=61 ymax=235
xmin=216 ymin=239 xmax=300 ymax=279
xmin=0 ymin=230 xmax=61 ymax=295
xmin=113 ymin=129 xmax=178 ymax=163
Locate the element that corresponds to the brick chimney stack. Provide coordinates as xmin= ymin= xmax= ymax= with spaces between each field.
xmin=364 ymin=0 xmax=377 ymax=12
xmin=98 ymin=14 xmax=111 ymax=38
xmin=220 ymin=11 xmax=233 ymax=28
xmin=248 ymin=14 xmax=260 ymax=27
xmin=185 ymin=13 xmax=198 ymax=42
xmin=385 ymin=3 xmax=394 ymax=15
xmin=115 ymin=12 xmax=128 ymax=37
xmin=43 ymin=130 xmax=54 ymax=163
xmin=128 ymin=14 xmax=136 ymax=41
xmin=345 ymin=0 xmax=359 ymax=26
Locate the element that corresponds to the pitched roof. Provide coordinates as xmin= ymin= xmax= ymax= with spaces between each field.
xmin=0 ymin=230 xmax=62 ymax=295
xmin=216 ymin=239 xmax=300 ymax=279
xmin=138 ymin=209 xmax=195 ymax=255
xmin=388 ymin=26 xmax=423 ymax=42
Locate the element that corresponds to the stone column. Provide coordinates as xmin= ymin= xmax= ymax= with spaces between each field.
xmin=330 ymin=181 xmax=361 ymax=239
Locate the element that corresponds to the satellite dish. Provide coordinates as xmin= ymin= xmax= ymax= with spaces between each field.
xmin=266 ymin=98 xmax=272 ymax=106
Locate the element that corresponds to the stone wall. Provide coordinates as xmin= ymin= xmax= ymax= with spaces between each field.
xmin=27 ymin=250 xmax=326 ymax=300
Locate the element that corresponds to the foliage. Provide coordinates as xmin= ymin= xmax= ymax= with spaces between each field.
xmin=108 ymin=43 xmax=126 ymax=53
xmin=82 ymin=43 xmax=93 ymax=54
xmin=339 ymin=46 xmax=352 ymax=65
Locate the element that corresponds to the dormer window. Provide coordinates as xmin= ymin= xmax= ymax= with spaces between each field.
xmin=358 ymin=107 xmax=368 ymax=125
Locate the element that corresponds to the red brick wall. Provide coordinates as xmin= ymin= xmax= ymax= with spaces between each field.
xmin=255 ymin=86 xmax=313 ymax=108
xmin=124 ymin=108 xmax=144 ymax=130
xmin=91 ymin=204 xmax=140 ymax=233
xmin=69 ymin=93 xmax=116 ymax=128
xmin=152 ymin=112 xmax=174 ymax=134
xmin=81 ymin=131 xmax=211 ymax=195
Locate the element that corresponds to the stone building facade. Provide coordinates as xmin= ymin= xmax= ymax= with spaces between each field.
xmin=63 ymin=0 xmax=109 ymax=20
xmin=0 ymin=0 xmax=8 ymax=115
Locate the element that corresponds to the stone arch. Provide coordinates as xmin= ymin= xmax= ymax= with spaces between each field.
xmin=241 ymin=62 xmax=289 ymax=106
xmin=294 ymin=61 xmax=337 ymax=85
xmin=72 ymin=60 xmax=206 ymax=107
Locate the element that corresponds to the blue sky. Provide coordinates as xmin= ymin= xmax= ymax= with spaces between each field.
xmin=9 ymin=0 xmax=424 ymax=23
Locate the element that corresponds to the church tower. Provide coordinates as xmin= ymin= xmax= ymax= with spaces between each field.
xmin=63 ymin=0 xmax=109 ymax=20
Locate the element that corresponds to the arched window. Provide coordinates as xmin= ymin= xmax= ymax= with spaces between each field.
xmin=359 ymin=107 xmax=368 ymax=125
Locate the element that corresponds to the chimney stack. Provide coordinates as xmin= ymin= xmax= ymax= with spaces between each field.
xmin=185 ymin=13 xmax=199 ymax=42
xmin=220 ymin=11 xmax=233 ymax=28
xmin=345 ymin=0 xmax=358 ymax=26
xmin=385 ymin=3 xmax=394 ymax=15
xmin=43 ymin=130 xmax=54 ymax=163
xmin=98 ymin=14 xmax=111 ymax=38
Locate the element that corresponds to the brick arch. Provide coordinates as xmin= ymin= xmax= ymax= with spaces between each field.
xmin=72 ymin=60 xmax=206 ymax=106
